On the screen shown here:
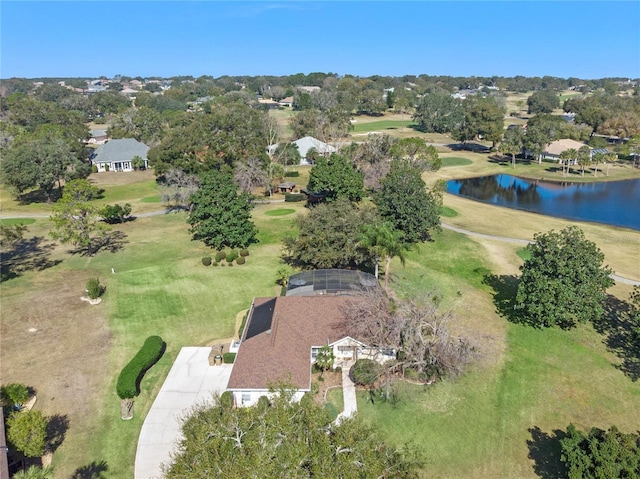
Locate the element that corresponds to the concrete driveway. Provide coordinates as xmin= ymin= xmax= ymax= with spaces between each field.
xmin=134 ymin=347 xmax=232 ymax=479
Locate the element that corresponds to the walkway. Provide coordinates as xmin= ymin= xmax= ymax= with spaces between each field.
xmin=442 ymin=222 xmax=640 ymax=286
xmin=134 ymin=347 xmax=232 ymax=479
xmin=335 ymin=360 xmax=357 ymax=423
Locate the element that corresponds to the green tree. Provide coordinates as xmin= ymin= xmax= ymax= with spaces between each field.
xmin=527 ymin=90 xmax=560 ymax=114
xmin=560 ymin=423 xmax=640 ymax=479
xmin=412 ymin=91 xmax=464 ymax=133
xmin=0 ymin=224 xmax=27 ymax=247
xmin=306 ymin=153 xmax=364 ymax=202
xmin=453 ymin=95 xmax=505 ymax=149
xmin=374 ymin=159 xmax=442 ymax=244
xmin=515 ymin=226 xmax=614 ymax=328
xmin=391 ymin=137 xmax=441 ymax=171
xmin=187 ymin=169 xmax=257 ymax=250
xmin=100 ymin=203 xmax=132 ymax=224
xmin=271 ymin=142 xmax=301 ymax=170
xmin=499 ymin=127 xmax=524 ymax=169
xmin=359 ymin=222 xmax=407 ymax=288
xmin=1 ymin=137 xmax=86 ymax=202
xmin=282 ymin=200 xmax=375 ymax=270
xmin=315 ymin=345 xmax=335 ymax=378
xmin=165 ymin=390 xmax=421 ymax=478
xmin=49 ymin=179 xmax=109 ymax=254
xmin=559 ymin=148 xmax=578 ymax=176
xmin=591 ymin=151 xmax=605 ymax=177
xmin=7 ymin=410 xmax=47 ymax=457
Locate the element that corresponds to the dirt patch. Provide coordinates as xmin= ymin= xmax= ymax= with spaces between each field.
xmin=312 ymin=370 xmax=343 ymax=405
xmin=0 ymin=269 xmax=111 ymax=461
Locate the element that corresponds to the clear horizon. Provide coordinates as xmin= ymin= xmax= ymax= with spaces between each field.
xmin=1 ymin=1 xmax=639 ymax=80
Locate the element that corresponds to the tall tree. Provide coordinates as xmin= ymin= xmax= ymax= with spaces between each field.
xmin=282 ymin=200 xmax=376 ymax=270
xmin=412 ymin=91 xmax=464 ymax=133
xmin=49 ymin=179 xmax=109 ymax=254
xmin=165 ymin=390 xmax=421 ymax=478
xmin=233 ymin=157 xmax=267 ymax=194
xmin=359 ymin=222 xmax=407 ymax=287
xmin=187 ymin=169 xmax=257 ymax=250
xmin=306 ymin=153 xmax=364 ymax=202
xmin=499 ymin=127 xmax=525 ymax=169
xmin=453 ymin=95 xmax=505 ymax=149
xmin=559 ymin=148 xmax=578 ymax=176
xmin=391 ymin=138 xmax=441 ymax=171
xmin=526 ymin=90 xmax=560 ymax=114
xmin=577 ymin=145 xmax=592 ymax=176
xmin=374 ymin=159 xmax=442 ymax=244
xmin=515 ymin=226 xmax=614 ymax=328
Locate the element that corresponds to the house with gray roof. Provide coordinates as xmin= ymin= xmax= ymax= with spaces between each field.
xmin=91 ymin=138 xmax=149 ymax=172
xmin=267 ymin=136 xmax=337 ymax=165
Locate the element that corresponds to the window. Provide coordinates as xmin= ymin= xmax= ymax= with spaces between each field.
xmin=241 ymin=393 xmax=251 ymax=405
xmin=311 ymin=347 xmax=321 ymax=359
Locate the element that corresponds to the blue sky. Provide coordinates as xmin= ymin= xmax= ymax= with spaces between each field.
xmin=2 ymin=1 xmax=639 ymax=79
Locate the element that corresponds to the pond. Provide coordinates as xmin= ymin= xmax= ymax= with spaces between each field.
xmin=446 ymin=174 xmax=640 ymax=230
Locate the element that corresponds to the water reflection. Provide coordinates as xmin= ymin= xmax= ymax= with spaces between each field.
xmin=446 ymin=175 xmax=640 ymax=230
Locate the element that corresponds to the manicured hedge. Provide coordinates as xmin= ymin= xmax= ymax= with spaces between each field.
xmin=284 ymin=193 xmax=305 ymax=202
xmin=202 ymin=257 xmax=212 ymax=266
xmin=223 ymin=352 xmax=236 ymax=364
xmin=284 ymin=171 xmax=300 ymax=177
xmin=116 ymin=336 xmax=165 ymax=399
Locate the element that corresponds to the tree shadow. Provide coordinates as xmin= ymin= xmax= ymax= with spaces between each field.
xmin=66 ymin=230 xmax=129 ymax=257
xmin=46 ymin=413 xmax=69 ymax=454
xmin=17 ymin=188 xmax=61 ymax=205
xmin=526 ymin=426 xmax=568 ymax=479
xmin=0 ymin=236 xmax=62 ymax=282
xmin=482 ymin=273 xmax=520 ymax=322
xmin=71 ymin=460 xmax=108 ymax=479
xmin=592 ymin=294 xmax=640 ymax=381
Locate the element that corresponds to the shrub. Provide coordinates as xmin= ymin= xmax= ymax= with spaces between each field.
xmin=219 ymin=391 xmax=233 ymax=409
xmin=212 ymin=261 xmax=218 ymax=267
xmin=238 ymin=312 xmax=248 ymax=338
xmin=351 ymin=359 xmax=382 ymax=386
xmin=86 ymin=278 xmax=105 ymax=299
xmin=239 ymin=248 xmax=249 ymax=257
xmin=226 ymin=251 xmax=238 ymax=263
xmin=284 ymin=193 xmax=305 ymax=202
xmin=91 ymin=164 xmax=98 ymax=173
xmin=215 ymin=251 xmax=226 ymax=262
xmin=284 ymin=171 xmax=300 ymax=177
xmin=0 ymin=383 xmax=30 ymax=408
xmin=7 ymin=410 xmax=47 ymax=457
xmin=116 ymin=336 xmax=165 ymax=400
xmin=201 ymin=257 xmax=212 ymax=266
xmin=223 ymin=352 xmax=236 ymax=364
xmin=236 ymin=256 xmax=246 ymax=265
xmin=100 ymin=203 xmax=132 ymax=224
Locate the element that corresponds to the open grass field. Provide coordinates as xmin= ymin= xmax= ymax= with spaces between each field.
xmin=1 ymin=146 xmax=639 ymax=478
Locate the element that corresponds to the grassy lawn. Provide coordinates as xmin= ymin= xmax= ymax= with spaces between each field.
xmin=2 ymin=162 xmax=639 ymax=478
xmin=441 ymin=156 xmax=473 ymax=168
xmin=351 ymin=119 xmax=417 ymax=133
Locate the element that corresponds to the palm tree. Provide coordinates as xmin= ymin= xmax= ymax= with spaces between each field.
xmin=605 ymin=152 xmax=618 ymax=175
xmin=12 ymin=465 xmax=54 ymax=479
xmin=591 ymin=151 xmax=605 ymax=177
xmin=359 ymin=223 xmax=407 ymax=288
xmin=499 ymin=127 xmax=524 ymax=169
xmin=577 ymin=146 xmax=591 ymax=177
xmin=315 ymin=345 xmax=335 ymax=379
xmin=559 ymin=148 xmax=578 ymax=176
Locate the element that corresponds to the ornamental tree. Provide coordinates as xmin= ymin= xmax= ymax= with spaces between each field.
xmin=187 ymin=169 xmax=257 ymax=250
xmin=515 ymin=226 xmax=614 ymax=328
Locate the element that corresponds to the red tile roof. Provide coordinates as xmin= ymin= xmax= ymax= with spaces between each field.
xmin=227 ymin=296 xmax=351 ymax=391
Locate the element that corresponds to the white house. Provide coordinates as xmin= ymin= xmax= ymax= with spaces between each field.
xmin=227 ymin=295 xmax=389 ymax=407
xmin=91 ymin=138 xmax=149 ymax=172
xmin=267 ymin=136 xmax=337 ymax=165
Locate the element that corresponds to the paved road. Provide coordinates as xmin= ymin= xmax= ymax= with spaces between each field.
xmin=442 ymin=222 xmax=640 ymax=286
xmin=2 ymin=210 xmax=636 ymax=285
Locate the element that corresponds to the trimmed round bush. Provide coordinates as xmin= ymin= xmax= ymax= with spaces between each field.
xmin=220 ymin=391 xmax=233 ymax=409
xmin=202 ymin=257 xmax=212 ymax=266
xmin=226 ymin=251 xmax=238 ymax=263
xmin=351 ymin=358 xmax=382 ymax=386
xmin=239 ymin=249 xmax=249 ymax=257
xmin=215 ymin=251 xmax=226 ymax=262
xmin=236 ymin=256 xmax=246 ymax=265
xmin=117 ymin=336 xmax=165 ymax=400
